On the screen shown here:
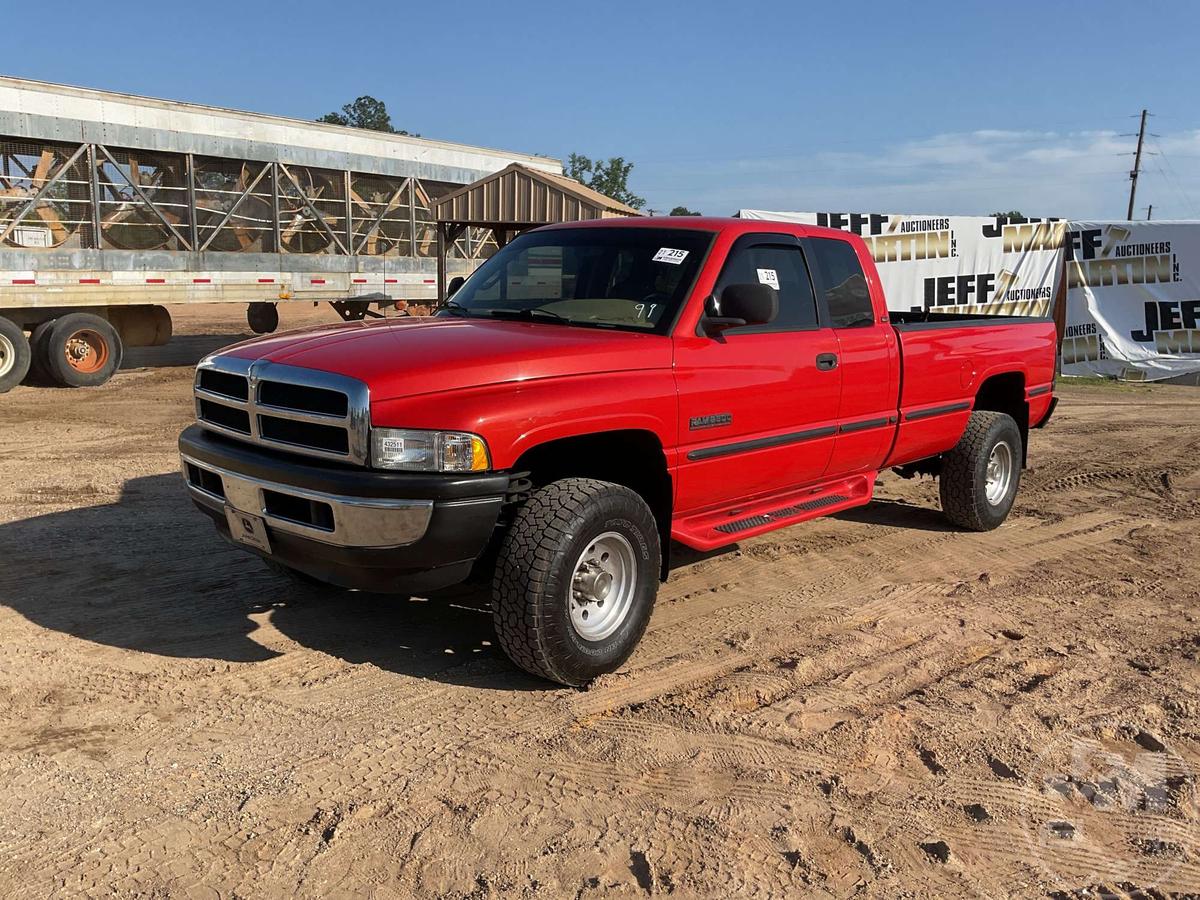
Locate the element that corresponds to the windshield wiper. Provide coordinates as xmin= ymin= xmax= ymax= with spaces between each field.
xmin=486 ymin=307 xmax=571 ymax=324
xmin=436 ymin=299 xmax=474 ymax=317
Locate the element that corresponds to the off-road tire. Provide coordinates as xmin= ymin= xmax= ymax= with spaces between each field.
xmin=41 ymin=313 xmax=123 ymax=388
xmin=492 ymin=478 xmax=660 ymax=687
xmin=939 ymin=410 xmax=1022 ymax=531
xmin=0 ymin=317 xmax=31 ymax=393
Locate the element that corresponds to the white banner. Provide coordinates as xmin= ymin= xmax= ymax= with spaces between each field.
xmin=1061 ymin=221 xmax=1200 ymax=380
xmin=737 ymin=210 xmax=1065 ymax=317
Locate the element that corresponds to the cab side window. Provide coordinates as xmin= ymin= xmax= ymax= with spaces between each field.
xmin=807 ymin=238 xmax=875 ymax=328
xmin=714 ymin=242 xmax=818 ymax=332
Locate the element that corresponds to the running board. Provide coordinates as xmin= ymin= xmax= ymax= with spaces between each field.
xmin=672 ymin=473 xmax=876 ymax=551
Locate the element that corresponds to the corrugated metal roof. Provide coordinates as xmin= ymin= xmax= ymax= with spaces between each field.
xmin=434 ymin=163 xmax=642 ymax=225
xmin=0 ymin=76 xmax=562 ymax=178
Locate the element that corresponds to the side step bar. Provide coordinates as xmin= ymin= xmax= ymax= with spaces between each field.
xmin=672 ymin=473 xmax=876 ymax=551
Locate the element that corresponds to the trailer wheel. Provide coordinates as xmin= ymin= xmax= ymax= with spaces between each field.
xmin=492 ymin=478 xmax=660 ymax=687
xmin=26 ymin=318 xmax=57 ymax=384
xmin=939 ymin=410 xmax=1022 ymax=531
xmin=41 ymin=313 xmax=123 ymax=388
xmin=0 ymin=317 xmax=32 ymax=393
xmin=247 ymin=302 xmax=279 ymax=334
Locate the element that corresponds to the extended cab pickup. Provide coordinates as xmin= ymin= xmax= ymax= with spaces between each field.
xmin=179 ymin=217 xmax=1057 ymax=685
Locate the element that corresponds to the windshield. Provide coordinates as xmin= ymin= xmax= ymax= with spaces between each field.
xmin=440 ymin=226 xmax=714 ymax=333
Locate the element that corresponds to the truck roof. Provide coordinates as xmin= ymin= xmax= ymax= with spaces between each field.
xmin=540 ymin=215 xmax=857 ymax=242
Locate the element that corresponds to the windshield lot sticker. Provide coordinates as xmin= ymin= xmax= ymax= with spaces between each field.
xmin=653 ymin=247 xmax=689 ymax=265
xmin=757 ymin=268 xmax=780 ymax=290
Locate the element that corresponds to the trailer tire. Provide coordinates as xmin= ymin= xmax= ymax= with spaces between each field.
xmin=247 ymin=302 xmax=279 ymax=334
xmin=939 ymin=410 xmax=1022 ymax=531
xmin=26 ymin=318 xmax=57 ymax=384
xmin=492 ymin=478 xmax=660 ymax=687
xmin=41 ymin=313 xmax=123 ymax=388
xmin=0 ymin=317 xmax=32 ymax=393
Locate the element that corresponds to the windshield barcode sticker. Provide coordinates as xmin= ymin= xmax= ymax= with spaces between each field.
xmin=757 ymin=268 xmax=780 ymax=290
xmin=653 ymin=247 xmax=688 ymax=265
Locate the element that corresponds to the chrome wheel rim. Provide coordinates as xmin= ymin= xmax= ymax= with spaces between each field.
xmin=985 ymin=440 xmax=1014 ymax=506
xmin=0 ymin=333 xmax=14 ymax=378
xmin=569 ymin=531 xmax=637 ymax=641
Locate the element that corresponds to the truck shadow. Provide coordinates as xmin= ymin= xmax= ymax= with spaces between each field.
xmin=122 ymin=333 xmax=246 ymax=370
xmin=0 ymin=474 xmax=542 ymax=691
xmin=833 ymin=498 xmax=957 ymax=532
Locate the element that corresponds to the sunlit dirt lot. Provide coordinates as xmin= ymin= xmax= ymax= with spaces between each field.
xmin=1 ymin=304 xmax=1198 ymax=897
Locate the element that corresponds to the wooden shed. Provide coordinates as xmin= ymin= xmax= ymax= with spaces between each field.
xmin=433 ymin=163 xmax=641 ymax=299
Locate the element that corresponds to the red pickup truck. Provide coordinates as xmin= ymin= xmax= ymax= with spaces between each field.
xmin=179 ymin=217 xmax=1057 ymax=685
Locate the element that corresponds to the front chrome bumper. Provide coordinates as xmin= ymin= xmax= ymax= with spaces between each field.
xmin=181 ymin=453 xmax=432 ymax=549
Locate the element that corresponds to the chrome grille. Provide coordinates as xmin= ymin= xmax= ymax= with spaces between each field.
xmin=194 ymin=356 xmax=370 ymax=464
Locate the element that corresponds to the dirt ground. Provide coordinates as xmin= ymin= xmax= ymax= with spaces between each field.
xmin=2 ymin=304 xmax=1199 ymax=898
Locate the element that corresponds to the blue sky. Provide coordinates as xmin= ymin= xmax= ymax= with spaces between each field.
xmin=7 ymin=0 xmax=1200 ymax=219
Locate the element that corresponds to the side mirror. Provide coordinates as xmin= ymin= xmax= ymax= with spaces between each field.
xmin=446 ymin=275 xmax=465 ymax=298
xmin=703 ymin=283 xmax=778 ymax=334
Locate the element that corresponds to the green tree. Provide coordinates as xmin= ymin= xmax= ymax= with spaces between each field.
xmin=989 ymin=210 xmax=1025 ymax=218
xmin=318 ymin=96 xmax=416 ymax=136
xmin=669 ymin=206 xmax=701 ymax=216
xmin=565 ymin=153 xmax=645 ymax=209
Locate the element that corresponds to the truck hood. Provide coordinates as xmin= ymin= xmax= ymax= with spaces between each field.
xmin=220 ymin=316 xmax=673 ymax=401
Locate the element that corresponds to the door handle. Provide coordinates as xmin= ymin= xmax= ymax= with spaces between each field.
xmin=816 ymin=353 xmax=839 ymax=371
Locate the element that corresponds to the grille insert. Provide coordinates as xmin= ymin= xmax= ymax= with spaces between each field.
xmin=197 ymin=368 xmax=249 ymax=401
xmin=258 ymin=415 xmax=350 ymax=455
xmin=198 ymin=398 xmax=251 ymax=434
xmin=194 ymin=359 xmax=367 ymax=464
xmin=259 ymin=381 xmax=348 ymax=417
xmin=185 ymin=462 xmax=226 ymax=498
xmin=263 ymin=489 xmax=334 ymax=531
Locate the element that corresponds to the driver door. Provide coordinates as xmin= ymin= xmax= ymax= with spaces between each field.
xmin=673 ymin=235 xmax=842 ymax=515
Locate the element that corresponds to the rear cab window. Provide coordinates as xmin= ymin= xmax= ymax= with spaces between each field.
xmin=806 ymin=238 xmax=875 ymax=328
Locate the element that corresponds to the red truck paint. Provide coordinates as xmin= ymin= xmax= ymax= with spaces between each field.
xmin=213 ymin=217 xmax=1055 ymax=551
xmin=181 ymin=217 xmax=1056 ymax=683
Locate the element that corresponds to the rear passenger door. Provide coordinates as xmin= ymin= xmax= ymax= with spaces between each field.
xmin=806 ymin=236 xmax=900 ymax=477
xmin=673 ymin=235 xmax=842 ymax=514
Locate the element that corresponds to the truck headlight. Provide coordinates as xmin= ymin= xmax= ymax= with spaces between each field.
xmin=370 ymin=428 xmax=490 ymax=472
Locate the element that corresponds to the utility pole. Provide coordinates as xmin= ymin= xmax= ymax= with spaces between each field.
xmin=1146 ymin=204 xmax=1153 ymax=221
xmin=1127 ymin=108 xmax=1149 ymax=220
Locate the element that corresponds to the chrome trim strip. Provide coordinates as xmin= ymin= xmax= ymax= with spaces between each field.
xmin=181 ymin=453 xmax=432 ymax=549
xmin=254 ymin=403 xmax=348 ymax=424
xmin=193 ymin=415 xmax=252 ymax=441
xmin=195 ymin=388 xmax=252 ymax=409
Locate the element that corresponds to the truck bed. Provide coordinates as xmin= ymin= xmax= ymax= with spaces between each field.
xmin=884 ymin=314 xmax=1058 ymax=469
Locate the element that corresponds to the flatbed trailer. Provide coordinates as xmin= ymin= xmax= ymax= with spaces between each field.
xmin=0 ymin=77 xmax=560 ymax=390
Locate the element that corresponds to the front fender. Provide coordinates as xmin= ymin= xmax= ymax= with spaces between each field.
xmin=369 ymin=369 xmax=679 ymax=470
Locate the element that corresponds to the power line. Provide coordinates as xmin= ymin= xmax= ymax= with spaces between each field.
xmin=1150 ymin=136 xmax=1200 ymax=218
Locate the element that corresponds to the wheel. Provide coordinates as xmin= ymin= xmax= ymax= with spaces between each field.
xmin=492 ymin=478 xmax=661 ymax=687
xmin=0 ymin=317 xmax=31 ymax=393
xmin=40 ymin=313 xmax=123 ymax=388
xmin=247 ymin=302 xmax=279 ymax=334
xmin=939 ymin=410 xmax=1022 ymax=531
xmin=26 ymin=318 xmax=56 ymax=384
